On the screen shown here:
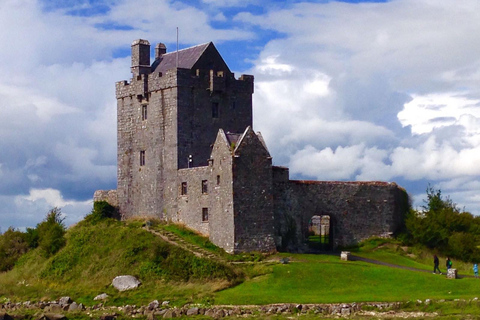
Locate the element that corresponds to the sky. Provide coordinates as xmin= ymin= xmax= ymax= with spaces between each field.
xmin=2 ymin=0 xmax=480 ymax=230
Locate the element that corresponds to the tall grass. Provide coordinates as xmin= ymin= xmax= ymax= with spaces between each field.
xmin=0 ymin=218 xmax=241 ymax=305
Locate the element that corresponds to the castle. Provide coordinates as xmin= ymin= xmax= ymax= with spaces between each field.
xmin=94 ymin=39 xmax=408 ymax=253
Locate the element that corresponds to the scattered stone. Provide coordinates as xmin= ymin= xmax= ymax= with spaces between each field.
xmin=94 ymin=293 xmax=109 ymax=301
xmin=162 ymin=309 xmax=176 ymax=318
xmin=204 ymin=309 xmax=215 ymax=317
xmin=58 ymin=297 xmax=71 ymax=306
xmin=215 ymin=309 xmax=225 ymax=318
xmin=161 ymin=301 xmax=170 ymax=307
xmin=43 ymin=313 xmax=66 ymax=320
xmin=100 ymin=313 xmax=117 ymax=320
xmin=148 ymin=300 xmax=159 ymax=310
xmin=186 ymin=308 xmax=198 ymax=316
xmin=68 ymin=302 xmax=80 ymax=311
xmin=46 ymin=304 xmax=63 ymax=314
xmin=112 ymin=275 xmax=142 ymax=291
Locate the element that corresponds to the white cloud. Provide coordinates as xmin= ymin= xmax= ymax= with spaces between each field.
xmin=19 ymin=188 xmax=90 ymax=208
xmin=398 ymin=93 xmax=480 ymax=135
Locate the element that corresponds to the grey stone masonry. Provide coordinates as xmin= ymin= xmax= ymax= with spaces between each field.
xmin=447 ymin=269 xmax=457 ymax=279
xmin=95 ymin=38 xmax=409 ymax=254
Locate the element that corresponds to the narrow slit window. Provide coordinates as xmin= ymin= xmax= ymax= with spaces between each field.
xmin=216 ymin=175 xmax=220 ymax=185
xmin=140 ymin=150 xmax=145 ymax=166
xmin=212 ymin=102 xmax=219 ymax=118
xmin=202 ymin=180 xmax=208 ymax=194
xmin=142 ymin=105 xmax=147 ymax=120
xmin=202 ymin=208 xmax=209 ymax=222
xmin=181 ymin=182 xmax=187 ymax=195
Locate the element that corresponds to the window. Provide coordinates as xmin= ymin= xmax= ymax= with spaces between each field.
xmin=202 ymin=180 xmax=208 ymax=194
xmin=140 ymin=150 xmax=145 ymax=166
xmin=142 ymin=105 xmax=147 ymax=120
xmin=212 ymin=102 xmax=219 ymax=118
xmin=181 ymin=182 xmax=187 ymax=195
xmin=216 ymin=175 xmax=220 ymax=185
xmin=202 ymin=208 xmax=209 ymax=222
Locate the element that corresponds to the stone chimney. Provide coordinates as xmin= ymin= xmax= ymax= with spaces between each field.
xmin=131 ymin=39 xmax=151 ymax=76
xmin=155 ymin=43 xmax=167 ymax=59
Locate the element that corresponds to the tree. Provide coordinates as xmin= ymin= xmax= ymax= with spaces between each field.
xmin=0 ymin=227 xmax=29 ymax=271
xmin=402 ymin=186 xmax=480 ymax=261
xmin=36 ymin=207 xmax=66 ymax=257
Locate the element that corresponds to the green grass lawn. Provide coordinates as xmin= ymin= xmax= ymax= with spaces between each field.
xmin=214 ymin=253 xmax=480 ymax=305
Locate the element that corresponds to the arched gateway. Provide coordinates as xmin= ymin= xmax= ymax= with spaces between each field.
xmin=307 ymin=215 xmax=332 ymax=251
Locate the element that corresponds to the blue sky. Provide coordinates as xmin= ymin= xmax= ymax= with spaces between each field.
xmin=2 ymin=0 xmax=480 ymax=230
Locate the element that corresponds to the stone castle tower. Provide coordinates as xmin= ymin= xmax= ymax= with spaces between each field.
xmin=95 ymin=39 xmax=408 ymax=254
xmin=114 ymin=39 xmax=275 ymax=252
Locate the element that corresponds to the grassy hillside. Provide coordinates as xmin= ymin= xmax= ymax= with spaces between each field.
xmin=0 ymin=218 xmax=242 ymax=306
xmin=2 ymin=217 xmax=480 ymax=309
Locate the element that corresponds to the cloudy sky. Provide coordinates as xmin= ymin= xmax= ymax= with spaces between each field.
xmin=2 ymin=0 xmax=480 ymax=230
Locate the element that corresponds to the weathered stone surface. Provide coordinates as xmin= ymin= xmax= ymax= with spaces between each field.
xmin=102 ymin=38 xmax=409 ymax=255
xmin=447 ymin=269 xmax=458 ymax=279
xmin=94 ymin=293 xmax=109 ymax=301
xmin=186 ymin=308 xmax=198 ymax=316
xmin=57 ymin=297 xmax=71 ymax=306
xmin=112 ymin=275 xmax=141 ymax=291
xmin=162 ymin=309 xmax=177 ymax=318
xmin=99 ymin=314 xmax=117 ymax=320
xmin=147 ymin=300 xmax=159 ymax=310
xmin=43 ymin=313 xmax=66 ymax=320
xmin=46 ymin=304 xmax=62 ymax=314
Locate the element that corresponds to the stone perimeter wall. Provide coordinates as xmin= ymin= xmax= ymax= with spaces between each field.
xmin=273 ymin=176 xmax=408 ymax=251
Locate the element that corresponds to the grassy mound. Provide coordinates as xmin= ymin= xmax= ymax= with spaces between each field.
xmin=0 ymin=218 xmax=242 ymax=306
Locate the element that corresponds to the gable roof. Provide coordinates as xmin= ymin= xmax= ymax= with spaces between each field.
xmin=151 ymin=42 xmax=211 ymax=74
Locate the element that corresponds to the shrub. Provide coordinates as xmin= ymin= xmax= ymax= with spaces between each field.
xmin=36 ymin=207 xmax=66 ymax=257
xmin=83 ymin=201 xmax=118 ymax=225
xmin=0 ymin=227 xmax=29 ymax=271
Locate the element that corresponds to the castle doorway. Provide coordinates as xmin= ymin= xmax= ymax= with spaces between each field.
xmin=307 ymin=215 xmax=332 ymax=251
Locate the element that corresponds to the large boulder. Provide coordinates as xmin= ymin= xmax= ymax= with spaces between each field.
xmin=112 ymin=275 xmax=141 ymax=291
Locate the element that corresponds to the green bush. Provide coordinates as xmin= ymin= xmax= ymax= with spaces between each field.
xmin=83 ymin=201 xmax=118 ymax=225
xmin=401 ymin=186 xmax=480 ymax=262
xmin=0 ymin=227 xmax=29 ymax=271
xmin=36 ymin=207 xmax=66 ymax=258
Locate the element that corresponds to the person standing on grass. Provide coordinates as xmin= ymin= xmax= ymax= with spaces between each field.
xmin=446 ymin=257 xmax=452 ymax=270
xmin=433 ymin=255 xmax=442 ymax=274
xmin=474 ymin=263 xmax=478 ymax=278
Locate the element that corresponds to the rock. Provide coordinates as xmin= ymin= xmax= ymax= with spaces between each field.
xmin=68 ymin=302 xmax=80 ymax=311
xmin=58 ymin=297 xmax=71 ymax=306
xmin=215 ymin=309 xmax=226 ymax=318
xmin=204 ymin=309 xmax=215 ymax=317
xmin=100 ymin=314 xmax=117 ymax=320
xmin=44 ymin=313 xmax=66 ymax=320
xmin=186 ymin=307 xmax=199 ymax=316
xmin=162 ymin=309 xmax=176 ymax=318
xmin=46 ymin=304 xmax=63 ymax=314
xmin=94 ymin=293 xmax=109 ymax=301
xmin=341 ymin=307 xmax=351 ymax=316
xmin=123 ymin=305 xmax=134 ymax=314
xmin=112 ymin=275 xmax=141 ymax=291
xmin=161 ymin=301 xmax=170 ymax=307
xmin=148 ymin=300 xmax=159 ymax=311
